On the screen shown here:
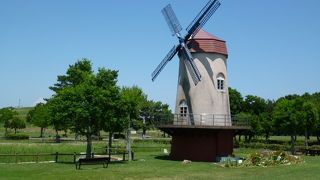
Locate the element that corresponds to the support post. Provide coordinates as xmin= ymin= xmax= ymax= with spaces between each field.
xmin=212 ymin=114 xmax=215 ymax=126
xmin=73 ymin=152 xmax=76 ymax=163
xmin=36 ymin=153 xmax=39 ymax=163
xmin=55 ymin=152 xmax=58 ymax=163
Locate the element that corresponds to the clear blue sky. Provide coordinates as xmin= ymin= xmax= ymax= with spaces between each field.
xmin=1 ymin=0 xmax=319 ymax=110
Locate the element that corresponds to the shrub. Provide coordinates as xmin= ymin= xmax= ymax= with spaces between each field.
xmin=240 ymin=151 xmax=303 ymax=167
xmin=5 ymin=133 xmax=29 ymax=140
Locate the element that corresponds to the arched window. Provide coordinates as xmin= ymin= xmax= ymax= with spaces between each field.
xmin=179 ymin=100 xmax=188 ymax=116
xmin=217 ymin=73 xmax=225 ymax=90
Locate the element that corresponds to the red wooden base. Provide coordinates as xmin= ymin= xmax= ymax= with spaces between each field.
xmin=159 ymin=127 xmax=240 ymax=162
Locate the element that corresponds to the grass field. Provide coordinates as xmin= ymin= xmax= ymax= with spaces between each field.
xmin=1 ymin=108 xmax=320 ymax=179
xmin=0 ymin=147 xmax=319 ymax=180
xmin=0 ymin=139 xmax=319 ymax=180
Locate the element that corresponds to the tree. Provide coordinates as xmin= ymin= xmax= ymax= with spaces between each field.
xmin=273 ymin=99 xmax=301 ymax=154
xmin=139 ymin=100 xmax=172 ymax=137
xmin=9 ymin=116 xmax=26 ymax=134
xmin=47 ymin=96 xmax=72 ymax=143
xmin=27 ymin=103 xmax=50 ymax=137
xmin=120 ymin=86 xmax=146 ymax=161
xmin=47 ymin=59 xmax=120 ymax=158
xmin=300 ymin=101 xmax=319 ymax=149
xmin=0 ymin=107 xmax=18 ymax=135
xmin=228 ymin=87 xmax=244 ymax=115
xmin=243 ymin=95 xmax=267 ymax=115
xmin=259 ymin=112 xmax=273 ymax=142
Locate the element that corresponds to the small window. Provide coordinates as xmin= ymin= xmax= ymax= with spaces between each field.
xmin=179 ymin=100 xmax=188 ymax=117
xmin=217 ymin=73 xmax=225 ymax=90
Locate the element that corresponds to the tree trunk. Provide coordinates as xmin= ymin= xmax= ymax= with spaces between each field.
xmin=55 ymin=130 xmax=60 ymax=143
xmin=238 ymin=135 xmax=241 ymax=142
xmin=108 ymin=132 xmax=113 ymax=157
xmin=86 ymin=134 xmax=93 ymax=158
xmin=63 ymin=130 xmax=67 ymax=137
xmin=142 ymin=128 xmax=146 ymax=139
xmin=5 ymin=128 xmax=8 ymax=136
xmin=265 ymin=132 xmax=269 ymax=143
xmin=290 ymin=135 xmax=296 ymax=155
xmin=14 ymin=128 xmax=17 ymax=134
xmin=126 ymin=120 xmax=132 ymax=161
xmin=40 ymin=127 xmax=44 ymax=138
xmin=305 ymin=128 xmax=309 ymax=150
xmin=317 ymin=136 xmax=320 ymax=143
xmin=248 ymin=134 xmax=253 ymax=143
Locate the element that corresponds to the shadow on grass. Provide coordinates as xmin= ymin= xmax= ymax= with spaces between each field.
xmin=154 ymin=155 xmax=171 ymax=161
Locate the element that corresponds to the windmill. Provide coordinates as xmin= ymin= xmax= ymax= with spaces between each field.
xmin=152 ymin=0 xmax=231 ymax=126
xmin=151 ymin=0 xmax=221 ymax=85
xmin=150 ymin=1 xmax=249 ymax=162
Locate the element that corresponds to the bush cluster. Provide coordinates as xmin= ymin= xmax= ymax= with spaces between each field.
xmin=5 ymin=133 xmax=29 ymax=140
xmin=225 ymin=151 xmax=303 ymax=167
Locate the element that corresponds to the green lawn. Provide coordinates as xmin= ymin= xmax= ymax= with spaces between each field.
xmin=0 ymin=139 xmax=319 ymax=180
xmin=0 ymin=150 xmax=319 ymax=180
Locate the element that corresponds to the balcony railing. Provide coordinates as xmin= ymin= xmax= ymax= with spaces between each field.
xmin=151 ymin=114 xmax=251 ymax=127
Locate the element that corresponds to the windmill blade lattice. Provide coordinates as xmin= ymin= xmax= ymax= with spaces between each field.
xmin=151 ymin=0 xmax=221 ymax=85
xmin=151 ymin=45 xmax=179 ymax=81
xmin=162 ymin=4 xmax=183 ymax=36
xmin=181 ymin=46 xmax=202 ymax=85
xmin=185 ymin=0 xmax=221 ymax=40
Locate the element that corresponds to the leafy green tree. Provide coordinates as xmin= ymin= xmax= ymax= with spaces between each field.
xmin=139 ymin=100 xmax=172 ymax=137
xmin=243 ymin=95 xmax=267 ymax=115
xmin=27 ymin=103 xmax=50 ymax=137
xmin=273 ymin=99 xmax=301 ymax=154
xmin=47 ymin=96 xmax=72 ymax=143
xmin=259 ymin=112 xmax=273 ymax=142
xmin=101 ymin=95 xmax=128 ymax=152
xmin=48 ymin=59 xmax=120 ymax=158
xmin=120 ymin=86 xmax=147 ymax=122
xmin=119 ymin=86 xmax=146 ymax=161
xmin=9 ymin=116 xmax=26 ymax=134
xmin=236 ymin=112 xmax=261 ymax=142
xmin=0 ymin=107 xmax=18 ymax=135
xmin=300 ymin=101 xmax=319 ymax=149
xmin=49 ymin=59 xmax=93 ymax=93
xmin=309 ymin=92 xmax=320 ymax=142
xmin=228 ymin=88 xmax=244 ymax=115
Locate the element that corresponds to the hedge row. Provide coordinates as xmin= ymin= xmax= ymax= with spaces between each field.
xmin=5 ymin=133 xmax=29 ymax=140
xmin=238 ymin=142 xmax=320 ymax=151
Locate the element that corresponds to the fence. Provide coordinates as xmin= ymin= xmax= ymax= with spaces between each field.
xmin=0 ymin=152 xmax=105 ymax=164
xmin=151 ymin=113 xmax=251 ymax=127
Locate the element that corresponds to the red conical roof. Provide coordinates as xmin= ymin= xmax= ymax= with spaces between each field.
xmin=187 ymin=29 xmax=228 ymax=57
xmin=192 ymin=29 xmax=225 ymax=41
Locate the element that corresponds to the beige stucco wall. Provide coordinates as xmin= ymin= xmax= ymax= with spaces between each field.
xmin=175 ymin=52 xmax=231 ymax=126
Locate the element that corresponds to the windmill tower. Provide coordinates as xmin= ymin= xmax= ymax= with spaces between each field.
xmin=175 ymin=29 xmax=230 ymax=126
xmin=152 ymin=0 xmax=231 ymax=126
xmin=151 ymin=0 xmax=249 ymax=162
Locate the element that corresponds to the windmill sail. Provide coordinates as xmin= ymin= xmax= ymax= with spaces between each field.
xmin=152 ymin=0 xmax=221 ymax=85
xmin=152 ymin=45 xmax=179 ymax=81
xmin=162 ymin=4 xmax=183 ymax=36
xmin=185 ymin=0 xmax=221 ymax=40
xmin=180 ymin=45 xmax=201 ymax=85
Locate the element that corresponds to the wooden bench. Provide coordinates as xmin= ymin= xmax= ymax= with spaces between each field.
xmin=76 ymin=157 xmax=110 ymax=169
xmin=305 ymin=149 xmax=320 ymax=156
